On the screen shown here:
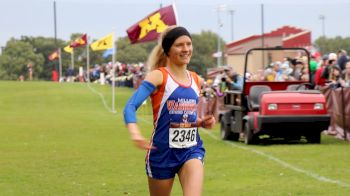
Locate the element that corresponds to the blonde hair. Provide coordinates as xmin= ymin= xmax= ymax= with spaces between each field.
xmin=146 ymin=25 xmax=177 ymax=71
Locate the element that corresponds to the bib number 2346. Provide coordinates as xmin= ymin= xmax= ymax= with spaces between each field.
xmin=169 ymin=127 xmax=197 ymax=148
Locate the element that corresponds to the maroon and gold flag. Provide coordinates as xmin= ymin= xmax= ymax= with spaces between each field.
xmin=126 ymin=4 xmax=177 ymax=44
xmin=70 ymin=34 xmax=87 ymax=48
xmin=48 ymin=50 xmax=59 ymax=61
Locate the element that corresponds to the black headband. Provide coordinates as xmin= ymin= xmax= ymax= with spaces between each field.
xmin=162 ymin=26 xmax=192 ymax=56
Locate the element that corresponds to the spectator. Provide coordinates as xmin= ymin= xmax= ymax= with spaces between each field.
xmin=27 ymin=62 xmax=33 ymax=81
xmin=310 ymin=53 xmax=320 ymax=86
xmin=339 ymin=61 xmax=350 ymax=87
xmin=265 ymin=62 xmax=280 ymax=81
xmin=337 ymin=49 xmax=349 ymax=71
xmin=78 ymin=66 xmax=84 ymax=82
xmin=250 ymin=69 xmax=265 ymax=81
xmin=275 ymin=62 xmax=293 ymax=81
xmin=291 ymin=59 xmax=304 ymax=80
xmin=213 ymin=70 xmax=225 ymax=87
xmin=18 ymin=74 xmax=24 ymax=82
xmin=321 ymin=52 xmax=337 ymax=80
xmin=224 ymin=69 xmax=243 ymax=90
xmin=326 ymin=65 xmax=342 ymax=89
xmin=314 ymin=54 xmax=329 ymax=88
xmin=66 ymin=67 xmax=75 ymax=82
xmin=301 ymin=66 xmax=310 ymax=82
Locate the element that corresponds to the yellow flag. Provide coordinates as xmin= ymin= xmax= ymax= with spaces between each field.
xmin=64 ymin=45 xmax=73 ymax=54
xmin=90 ymin=33 xmax=113 ymax=51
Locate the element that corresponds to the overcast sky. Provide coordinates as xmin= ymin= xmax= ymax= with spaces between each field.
xmin=1 ymin=0 xmax=350 ymax=48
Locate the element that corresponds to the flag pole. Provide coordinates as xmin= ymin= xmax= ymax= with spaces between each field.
xmin=86 ymin=36 xmax=90 ymax=82
xmin=71 ymin=49 xmax=74 ymax=70
xmin=111 ymin=31 xmax=116 ymax=113
xmin=58 ymin=48 xmax=62 ymax=82
xmin=53 ymin=1 xmax=59 ymax=77
xmin=172 ymin=2 xmax=179 ymax=25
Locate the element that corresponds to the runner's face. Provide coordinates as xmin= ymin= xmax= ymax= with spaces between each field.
xmin=168 ymin=35 xmax=192 ymax=66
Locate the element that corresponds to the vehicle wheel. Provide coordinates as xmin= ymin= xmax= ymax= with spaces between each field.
xmin=220 ymin=118 xmax=234 ymax=140
xmin=307 ymin=133 xmax=321 ymax=144
xmin=244 ymin=122 xmax=256 ymax=145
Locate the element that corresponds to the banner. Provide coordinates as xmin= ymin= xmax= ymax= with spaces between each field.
xmin=70 ymin=34 xmax=87 ymax=48
xmin=321 ymin=86 xmax=350 ymax=140
xmin=48 ymin=50 xmax=59 ymax=61
xmin=90 ymin=33 xmax=113 ymax=51
xmin=126 ymin=4 xmax=177 ymax=44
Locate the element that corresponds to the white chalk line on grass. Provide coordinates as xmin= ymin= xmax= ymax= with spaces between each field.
xmin=85 ymin=85 xmax=350 ymax=189
xmin=86 ymin=83 xmax=113 ymax=113
xmin=201 ymin=128 xmax=350 ymax=189
xmin=85 ymin=83 xmax=148 ymax=120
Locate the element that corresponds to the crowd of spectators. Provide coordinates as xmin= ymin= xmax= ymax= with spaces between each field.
xmin=199 ymin=49 xmax=350 ymax=140
xmin=60 ymin=62 xmax=146 ymax=89
xmin=209 ymin=50 xmax=350 ymax=92
xmin=314 ymin=50 xmax=350 ymax=89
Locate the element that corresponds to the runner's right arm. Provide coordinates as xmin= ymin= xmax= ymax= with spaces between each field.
xmin=123 ymin=70 xmax=163 ymax=150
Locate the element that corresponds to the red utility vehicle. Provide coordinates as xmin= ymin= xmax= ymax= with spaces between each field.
xmin=220 ymin=47 xmax=330 ymax=144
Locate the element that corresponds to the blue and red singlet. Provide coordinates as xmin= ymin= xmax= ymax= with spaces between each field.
xmin=146 ymin=67 xmax=205 ymax=179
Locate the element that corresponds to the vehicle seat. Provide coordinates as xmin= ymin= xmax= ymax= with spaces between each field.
xmin=248 ymin=85 xmax=271 ymax=111
xmin=286 ymin=84 xmax=306 ymax=91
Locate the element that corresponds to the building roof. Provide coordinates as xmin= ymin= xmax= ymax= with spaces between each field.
xmin=226 ymin=25 xmax=311 ymax=54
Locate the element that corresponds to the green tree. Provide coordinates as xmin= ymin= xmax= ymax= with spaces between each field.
xmin=0 ymin=31 xmax=226 ymax=80
xmin=0 ymin=39 xmax=44 ymax=80
xmin=116 ymin=37 xmax=156 ymax=64
xmin=21 ymin=36 xmax=66 ymax=80
xmin=314 ymin=36 xmax=350 ymax=55
xmin=190 ymin=30 xmax=224 ymax=77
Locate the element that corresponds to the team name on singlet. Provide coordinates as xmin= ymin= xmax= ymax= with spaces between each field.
xmin=166 ymin=98 xmax=197 ymax=115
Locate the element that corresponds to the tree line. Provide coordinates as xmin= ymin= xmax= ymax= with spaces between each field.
xmin=0 ymin=33 xmax=348 ymax=81
xmin=0 ymin=31 xmax=224 ymax=80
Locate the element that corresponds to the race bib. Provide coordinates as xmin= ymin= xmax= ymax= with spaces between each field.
xmin=169 ymin=127 xmax=197 ymax=148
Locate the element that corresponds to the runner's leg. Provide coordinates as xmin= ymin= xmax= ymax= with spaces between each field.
xmin=148 ymin=177 xmax=174 ymax=196
xmin=178 ymin=159 xmax=204 ymax=196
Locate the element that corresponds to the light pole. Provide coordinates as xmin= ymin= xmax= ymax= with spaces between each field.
xmin=228 ymin=8 xmax=235 ymax=41
xmin=216 ymin=4 xmax=226 ymax=67
xmin=319 ymin=15 xmax=325 ymax=37
xmin=261 ymin=4 xmax=265 ymax=66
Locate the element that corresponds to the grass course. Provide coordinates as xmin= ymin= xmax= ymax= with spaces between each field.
xmin=0 ymin=81 xmax=349 ymax=195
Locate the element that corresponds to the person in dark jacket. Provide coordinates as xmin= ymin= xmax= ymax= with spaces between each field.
xmin=337 ymin=49 xmax=349 ymax=71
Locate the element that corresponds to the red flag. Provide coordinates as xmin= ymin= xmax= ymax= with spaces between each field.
xmin=48 ymin=50 xmax=59 ymax=61
xmin=70 ymin=34 xmax=87 ymax=48
xmin=126 ymin=4 xmax=177 ymax=44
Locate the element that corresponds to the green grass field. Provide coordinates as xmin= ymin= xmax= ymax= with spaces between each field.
xmin=0 ymin=81 xmax=349 ymax=195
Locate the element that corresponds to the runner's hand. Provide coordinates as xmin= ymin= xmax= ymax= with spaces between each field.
xmin=198 ymin=115 xmax=216 ymax=129
xmin=127 ymin=123 xmax=156 ymax=150
xmin=132 ymin=137 xmax=156 ymax=150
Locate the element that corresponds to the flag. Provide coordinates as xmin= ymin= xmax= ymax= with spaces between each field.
xmin=90 ymin=33 xmax=113 ymax=51
xmin=64 ymin=45 xmax=73 ymax=54
xmin=48 ymin=50 xmax=59 ymax=61
xmin=103 ymin=48 xmax=113 ymax=59
xmin=126 ymin=4 xmax=177 ymax=44
xmin=70 ymin=34 xmax=87 ymax=48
